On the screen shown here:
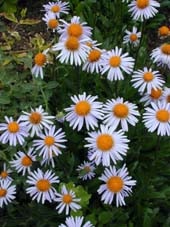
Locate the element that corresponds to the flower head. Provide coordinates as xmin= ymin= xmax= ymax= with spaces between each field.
xmin=42 ymin=12 xmax=60 ymax=32
xmin=77 ymin=161 xmax=96 ymax=180
xmin=140 ymin=88 xmax=163 ymax=106
xmin=59 ymin=216 xmax=94 ymax=227
xmin=43 ymin=1 xmax=70 ymax=18
xmin=0 ymin=180 xmax=16 ymax=208
xmin=123 ymin=26 xmax=141 ymax=47
xmin=0 ymin=163 xmax=12 ymax=182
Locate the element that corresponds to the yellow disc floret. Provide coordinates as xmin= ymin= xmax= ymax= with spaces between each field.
xmin=97 ymin=134 xmax=114 ymax=151
xmin=75 ymin=101 xmax=91 ymax=116
xmin=156 ymin=109 xmax=169 ymax=122
xmin=109 ymin=56 xmax=121 ymax=67
xmin=36 ymin=179 xmax=51 ymax=192
xmin=34 ymin=53 xmax=47 ymax=66
xmin=8 ymin=122 xmax=20 ymax=133
xmin=113 ymin=103 xmax=129 ymax=118
xmin=107 ymin=176 xmax=124 ymax=193
xmin=136 ymin=0 xmax=149 ymax=9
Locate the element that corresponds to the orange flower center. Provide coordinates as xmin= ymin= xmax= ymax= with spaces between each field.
xmin=156 ymin=109 xmax=169 ymax=122
xmin=97 ymin=134 xmax=114 ymax=151
xmin=62 ymin=194 xmax=72 ymax=204
xmin=113 ymin=103 xmax=129 ymax=118
xmin=51 ymin=5 xmax=60 ymax=13
xmin=88 ymin=49 xmax=101 ymax=62
xmin=34 ymin=53 xmax=46 ymax=66
xmin=21 ymin=156 xmax=32 ymax=167
xmin=36 ymin=179 xmax=51 ymax=192
xmin=65 ymin=36 xmax=79 ymax=51
xmin=8 ymin=121 xmax=20 ymax=133
xmin=136 ymin=0 xmax=149 ymax=9
xmin=75 ymin=101 xmax=91 ymax=116
xmin=67 ymin=24 xmax=83 ymax=37
xmin=161 ymin=44 xmax=170 ymax=55
xmin=143 ymin=72 xmax=154 ymax=82
xmin=44 ymin=136 xmax=55 ymax=146
xmin=0 ymin=188 xmax=7 ymax=197
xmin=29 ymin=112 xmax=42 ymax=124
xmin=0 ymin=171 xmax=8 ymax=179
xmin=130 ymin=34 xmax=138 ymax=42
xmin=48 ymin=19 xmax=59 ymax=29
xmin=109 ymin=56 xmax=121 ymax=67
xmin=150 ymin=88 xmax=162 ymax=99
xmin=107 ymin=176 xmax=124 ymax=193
xmin=159 ymin=26 xmax=169 ymax=36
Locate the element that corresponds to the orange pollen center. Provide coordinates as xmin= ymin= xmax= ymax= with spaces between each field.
xmin=107 ymin=176 xmax=124 ymax=193
xmin=65 ymin=36 xmax=79 ymax=51
xmin=36 ymin=179 xmax=51 ymax=192
xmin=143 ymin=72 xmax=154 ymax=82
xmin=8 ymin=121 xmax=19 ymax=133
xmin=44 ymin=136 xmax=55 ymax=146
xmin=109 ymin=56 xmax=121 ymax=67
xmin=130 ymin=33 xmax=138 ymax=41
xmin=0 ymin=188 xmax=7 ymax=197
xmin=161 ymin=44 xmax=170 ymax=55
xmin=75 ymin=100 xmax=91 ymax=116
xmin=167 ymin=95 xmax=170 ymax=103
xmin=136 ymin=0 xmax=149 ymax=9
xmin=29 ymin=112 xmax=42 ymax=124
xmin=0 ymin=171 xmax=8 ymax=179
xmin=88 ymin=49 xmax=101 ymax=62
xmin=21 ymin=156 xmax=32 ymax=167
xmin=97 ymin=134 xmax=114 ymax=151
xmin=156 ymin=109 xmax=169 ymax=122
xmin=67 ymin=24 xmax=83 ymax=37
xmin=62 ymin=194 xmax=72 ymax=204
xmin=150 ymin=88 xmax=162 ymax=99
xmin=48 ymin=19 xmax=59 ymax=29
xmin=51 ymin=5 xmax=60 ymax=13
xmin=34 ymin=53 xmax=46 ymax=66
xmin=159 ymin=26 xmax=169 ymax=36
xmin=113 ymin=103 xmax=129 ymax=118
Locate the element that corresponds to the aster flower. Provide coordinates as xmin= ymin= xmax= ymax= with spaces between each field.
xmin=43 ymin=1 xmax=70 ymax=18
xmin=100 ymin=47 xmax=134 ymax=81
xmin=140 ymin=88 xmax=163 ymax=106
xmin=158 ymin=26 xmax=170 ymax=38
xmin=10 ymin=148 xmax=36 ymax=176
xmin=26 ymin=168 xmax=59 ymax=204
xmin=55 ymin=185 xmax=81 ymax=215
xmin=64 ymin=92 xmax=103 ymax=131
xmin=59 ymin=216 xmax=94 ymax=227
xmin=128 ymin=0 xmax=160 ymax=21
xmin=20 ymin=105 xmax=55 ymax=137
xmin=0 ymin=180 xmax=16 ymax=208
xmin=33 ymin=125 xmax=67 ymax=159
xmin=85 ymin=124 xmax=129 ymax=166
xmin=161 ymin=87 xmax=170 ymax=103
xmin=143 ymin=101 xmax=170 ymax=136
xmin=40 ymin=156 xmax=56 ymax=168
xmin=131 ymin=67 xmax=165 ymax=93
xmin=77 ymin=161 xmax=96 ymax=180
xmin=123 ymin=26 xmax=141 ymax=47
xmin=0 ymin=116 xmax=28 ymax=146
xmin=42 ymin=12 xmax=60 ymax=32
xmin=103 ymin=97 xmax=140 ymax=131
xmin=0 ymin=163 xmax=13 ymax=182
xmin=98 ymin=165 xmax=136 ymax=207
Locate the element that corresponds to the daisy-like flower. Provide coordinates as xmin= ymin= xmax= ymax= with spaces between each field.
xmin=31 ymin=49 xmax=49 ymax=79
xmin=143 ymin=101 xmax=170 ymax=136
xmin=33 ymin=125 xmax=67 ymax=159
xmin=128 ymin=0 xmax=160 ymax=21
xmin=52 ymin=36 xmax=90 ymax=66
xmin=59 ymin=216 xmax=94 ymax=227
xmin=98 ymin=164 xmax=136 ymax=207
xmin=140 ymin=88 xmax=163 ymax=106
xmin=58 ymin=16 xmax=92 ymax=40
xmin=43 ymin=1 xmax=69 ymax=18
xmin=0 ymin=163 xmax=12 ymax=182
xmin=26 ymin=168 xmax=59 ymax=204
xmin=131 ymin=67 xmax=165 ymax=93
xmin=161 ymin=87 xmax=170 ymax=103
xmin=85 ymin=124 xmax=129 ymax=166
xmin=0 ymin=180 xmax=16 ymax=208
xmin=55 ymin=185 xmax=81 ymax=215
xmin=10 ymin=148 xmax=36 ymax=176
xmin=42 ymin=12 xmax=60 ymax=32
xmin=158 ymin=26 xmax=170 ymax=38
xmin=20 ymin=105 xmax=55 ymax=137
xmin=77 ymin=161 xmax=96 ymax=181
xmin=103 ymin=97 xmax=140 ymax=131
xmin=151 ymin=43 xmax=170 ymax=69
xmin=64 ymin=92 xmax=103 ymax=131
xmin=0 ymin=116 xmax=28 ymax=146
xmin=100 ymin=47 xmax=134 ymax=81
xmin=40 ymin=156 xmax=56 ymax=168
xmin=123 ymin=26 xmax=141 ymax=47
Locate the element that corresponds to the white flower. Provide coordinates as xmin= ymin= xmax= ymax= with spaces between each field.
xmin=140 ymin=88 xmax=163 ymax=106
xmin=0 ymin=163 xmax=13 ymax=182
xmin=0 ymin=116 xmax=28 ymax=146
xmin=20 ymin=105 xmax=55 ymax=137
xmin=131 ymin=67 xmax=165 ymax=93
xmin=143 ymin=101 xmax=170 ymax=136
xmin=128 ymin=0 xmax=160 ymax=21
xmin=43 ymin=1 xmax=70 ymax=18
xmin=77 ymin=161 xmax=96 ymax=180
xmin=55 ymin=185 xmax=81 ymax=215
xmin=103 ymin=97 xmax=140 ymax=131
xmin=123 ymin=26 xmax=141 ymax=47
xmin=0 ymin=180 xmax=16 ymax=208
xmin=26 ymin=168 xmax=59 ymax=204
xmin=85 ymin=124 xmax=129 ymax=166
xmin=100 ymin=47 xmax=134 ymax=81
xmin=42 ymin=12 xmax=60 ymax=32
xmin=33 ymin=125 xmax=67 ymax=159
xmin=10 ymin=148 xmax=36 ymax=176
xmin=98 ymin=165 xmax=136 ymax=207
xmin=59 ymin=216 xmax=94 ymax=227
xmin=64 ymin=92 xmax=103 ymax=131
xmin=40 ymin=156 xmax=56 ymax=168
